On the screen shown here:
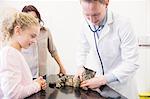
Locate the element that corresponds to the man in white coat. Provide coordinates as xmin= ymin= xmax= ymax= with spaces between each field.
xmin=74 ymin=0 xmax=139 ymax=99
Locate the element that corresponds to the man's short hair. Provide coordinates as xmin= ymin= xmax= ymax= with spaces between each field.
xmin=81 ymin=0 xmax=105 ymax=4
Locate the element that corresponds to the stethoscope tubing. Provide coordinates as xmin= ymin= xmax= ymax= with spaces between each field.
xmin=86 ymin=20 xmax=105 ymax=75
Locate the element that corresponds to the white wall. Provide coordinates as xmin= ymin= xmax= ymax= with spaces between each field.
xmin=0 ymin=0 xmax=83 ymax=75
xmin=0 ymin=0 xmax=149 ymax=93
xmin=136 ymin=0 xmax=150 ymax=93
xmin=109 ymin=0 xmax=150 ymax=93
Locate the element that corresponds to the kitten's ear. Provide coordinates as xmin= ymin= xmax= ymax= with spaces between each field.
xmin=83 ymin=66 xmax=86 ymax=69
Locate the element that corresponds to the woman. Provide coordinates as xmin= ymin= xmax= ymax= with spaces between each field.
xmin=21 ymin=5 xmax=66 ymax=79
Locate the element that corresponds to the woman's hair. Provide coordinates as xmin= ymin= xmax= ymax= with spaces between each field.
xmin=22 ymin=5 xmax=46 ymax=30
xmin=1 ymin=12 xmax=39 ymax=41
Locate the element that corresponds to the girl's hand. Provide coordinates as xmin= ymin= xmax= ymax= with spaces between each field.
xmin=34 ymin=76 xmax=47 ymax=90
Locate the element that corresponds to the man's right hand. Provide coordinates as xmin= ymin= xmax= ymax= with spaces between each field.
xmin=73 ymin=67 xmax=85 ymax=82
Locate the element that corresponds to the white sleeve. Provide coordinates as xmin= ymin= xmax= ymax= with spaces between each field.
xmin=112 ymin=21 xmax=139 ymax=83
xmin=76 ymin=30 xmax=90 ymax=68
xmin=0 ymin=50 xmax=41 ymax=98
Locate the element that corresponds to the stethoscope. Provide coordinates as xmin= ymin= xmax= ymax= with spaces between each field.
xmin=86 ymin=20 xmax=107 ymax=91
xmin=86 ymin=20 xmax=105 ymax=75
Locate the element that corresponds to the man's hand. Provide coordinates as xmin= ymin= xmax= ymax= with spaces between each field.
xmin=80 ymin=75 xmax=107 ymax=89
xmin=73 ymin=67 xmax=85 ymax=81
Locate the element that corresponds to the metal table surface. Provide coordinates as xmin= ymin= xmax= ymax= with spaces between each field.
xmin=26 ymin=75 xmax=127 ymax=99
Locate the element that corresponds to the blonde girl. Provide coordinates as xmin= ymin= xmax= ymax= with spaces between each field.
xmin=0 ymin=12 xmax=46 ymax=98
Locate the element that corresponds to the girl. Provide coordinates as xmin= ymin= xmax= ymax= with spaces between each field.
xmin=21 ymin=5 xmax=66 ymax=79
xmin=0 ymin=12 xmax=46 ymax=98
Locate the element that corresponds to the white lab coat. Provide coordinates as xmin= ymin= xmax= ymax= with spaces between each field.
xmin=77 ymin=10 xmax=139 ymax=99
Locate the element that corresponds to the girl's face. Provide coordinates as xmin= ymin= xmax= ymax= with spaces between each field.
xmin=17 ymin=25 xmax=40 ymax=49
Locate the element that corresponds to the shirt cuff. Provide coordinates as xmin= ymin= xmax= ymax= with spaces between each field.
xmin=104 ymin=73 xmax=118 ymax=83
xmin=33 ymin=81 xmax=41 ymax=92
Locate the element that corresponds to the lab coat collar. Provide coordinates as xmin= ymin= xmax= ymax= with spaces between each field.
xmin=97 ymin=10 xmax=113 ymax=42
xmin=107 ymin=9 xmax=113 ymax=25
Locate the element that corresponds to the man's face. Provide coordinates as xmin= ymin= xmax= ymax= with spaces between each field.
xmin=81 ymin=1 xmax=107 ymax=26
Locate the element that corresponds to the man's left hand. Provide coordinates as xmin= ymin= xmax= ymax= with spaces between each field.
xmin=80 ymin=75 xmax=107 ymax=89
